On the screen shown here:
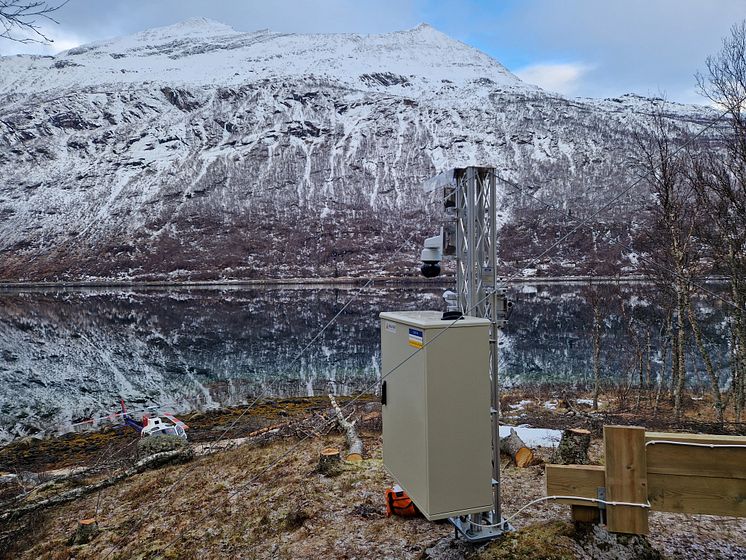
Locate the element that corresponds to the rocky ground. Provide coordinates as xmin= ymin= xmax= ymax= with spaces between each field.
xmin=0 ymin=392 xmax=744 ymax=559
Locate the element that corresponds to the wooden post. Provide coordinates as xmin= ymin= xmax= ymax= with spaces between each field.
xmin=604 ymin=425 xmax=648 ymax=534
xmin=546 ymin=429 xmax=746 ymax=533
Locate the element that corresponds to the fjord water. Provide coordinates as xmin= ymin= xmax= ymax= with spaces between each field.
xmin=0 ymin=283 xmax=731 ymax=440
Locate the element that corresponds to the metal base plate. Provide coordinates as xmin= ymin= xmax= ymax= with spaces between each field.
xmin=448 ymin=513 xmax=514 ymax=543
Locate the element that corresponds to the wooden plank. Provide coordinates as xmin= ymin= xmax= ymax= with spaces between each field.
xmin=604 ymin=425 xmax=649 ymax=534
xmin=546 ymin=463 xmax=746 ymax=518
xmin=648 ymin=473 xmax=746 ymax=517
xmin=645 ymin=432 xmax=746 ymax=446
xmin=647 ymin=442 xmax=746 ymax=479
xmin=545 ymin=464 xmax=605 ymax=506
xmin=571 ymin=505 xmax=601 ymax=524
xmin=547 ymin=429 xmax=746 ymax=526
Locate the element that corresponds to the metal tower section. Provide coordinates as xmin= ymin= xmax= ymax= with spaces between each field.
xmin=443 ymin=166 xmax=512 ymax=540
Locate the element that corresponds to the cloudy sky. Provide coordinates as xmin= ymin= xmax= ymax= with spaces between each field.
xmin=1 ymin=0 xmax=743 ymax=104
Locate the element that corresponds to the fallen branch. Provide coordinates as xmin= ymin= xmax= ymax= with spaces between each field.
xmin=328 ymin=394 xmax=364 ymax=461
xmin=0 ymin=449 xmax=191 ymax=523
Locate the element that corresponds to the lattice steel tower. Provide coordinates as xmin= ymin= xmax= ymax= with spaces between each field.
xmin=430 ymin=166 xmax=512 ymax=540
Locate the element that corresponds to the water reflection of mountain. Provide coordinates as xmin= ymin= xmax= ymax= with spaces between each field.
xmin=0 ymin=283 xmax=731 ymax=440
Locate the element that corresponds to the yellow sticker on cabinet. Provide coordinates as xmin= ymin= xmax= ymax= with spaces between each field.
xmin=408 ymin=328 xmax=424 ymax=349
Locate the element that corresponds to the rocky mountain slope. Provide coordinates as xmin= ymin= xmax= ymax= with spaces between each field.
xmin=0 ymin=18 xmax=717 ymax=282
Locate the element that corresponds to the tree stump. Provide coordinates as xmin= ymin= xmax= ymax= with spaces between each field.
xmin=555 ymin=428 xmax=591 ymax=465
xmin=71 ymin=518 xmax=98 ymax=545
xmin=499 ymin=428 xmax=535 ymax=467
xmin=318 ymin=447 xmax=341 ymax=475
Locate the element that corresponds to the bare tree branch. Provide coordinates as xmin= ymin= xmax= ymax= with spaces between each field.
xmin=0 ymin=1 xmax=68 ymax=44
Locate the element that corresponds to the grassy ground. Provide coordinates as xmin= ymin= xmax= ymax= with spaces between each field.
xmin=1 ymin=391 xmax=744 ymax=559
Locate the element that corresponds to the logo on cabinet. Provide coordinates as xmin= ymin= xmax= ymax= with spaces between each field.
xmin=408 ymin=328 xmax=424 ymax=349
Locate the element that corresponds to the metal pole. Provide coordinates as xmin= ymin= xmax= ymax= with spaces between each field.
xmin=466 ymin=167 xmax=477 ymax=315
xmin=456 ymin=172 xmax=465 ymax=312
xmin=488 ymin=169 xmax=502 ymax=524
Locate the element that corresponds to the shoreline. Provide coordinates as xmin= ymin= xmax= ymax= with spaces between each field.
xmin=2 ymin=388 xmax=742 ymax=472
xmin=0 ymin=274 xmax=730 ymax=290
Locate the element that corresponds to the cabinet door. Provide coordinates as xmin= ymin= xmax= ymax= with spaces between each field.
xmin=381 ymin=321 xmax=428 ymax=513
xmin=426 ymin=325 xmax=492 ymax=518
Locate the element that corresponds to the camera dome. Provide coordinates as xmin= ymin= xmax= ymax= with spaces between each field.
xmin=420 ymin=261 xmax=441 ymax=278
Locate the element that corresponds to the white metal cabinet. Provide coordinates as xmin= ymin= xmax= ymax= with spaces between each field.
xmin=380 ymin=311 xmax=492 ymax=520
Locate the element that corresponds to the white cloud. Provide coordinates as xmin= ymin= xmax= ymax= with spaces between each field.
xmin=0 ymin=25 xmax=87 ymax=56
xmin=514 ymin=62 xmax=594 ymax=96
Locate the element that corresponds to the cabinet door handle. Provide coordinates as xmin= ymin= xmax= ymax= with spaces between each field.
xmin=381 ymin=380 xmax=387 ymax=406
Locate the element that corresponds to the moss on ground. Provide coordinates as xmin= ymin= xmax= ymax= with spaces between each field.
xmin=474 ymin=521 xmax=577 ymax=560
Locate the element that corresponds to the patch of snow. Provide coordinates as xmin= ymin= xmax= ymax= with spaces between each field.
xmin=500 ymin=425 xmax=563 ymax=448
xmin=508 ymin=399 xmax=533 ymax=410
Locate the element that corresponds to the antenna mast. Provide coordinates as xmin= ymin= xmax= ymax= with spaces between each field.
xmin=443 ymin=166 xmax=512 ymax=539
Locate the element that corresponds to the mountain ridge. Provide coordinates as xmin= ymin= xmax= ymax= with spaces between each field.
xmin=0 ymin=20 xmax=525 ymax=96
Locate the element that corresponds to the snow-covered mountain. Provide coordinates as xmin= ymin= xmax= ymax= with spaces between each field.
xmin=0 ymin=19 xmax=716 ymax=281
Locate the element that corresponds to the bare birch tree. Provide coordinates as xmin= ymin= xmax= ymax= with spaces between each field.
xmin=581 ymin=283 xmax=604 ymax=411
xmin=634 ymin=103 xmax=695 ymax=420
xmin=0 ymin=1 xmax=67 ymax=44
xmin=693 ymin=21 xmax=746 ymax=422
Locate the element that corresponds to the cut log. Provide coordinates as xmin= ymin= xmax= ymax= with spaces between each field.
xmin=556 ymin=428 xmax=592 ymax=465
xmin=500 ymin=428 xmax=535 ymax=468
xmin=328 ymin=394 xmax=364 ymax=461
xmin=318 ymin=447 xmax=341 ymax=475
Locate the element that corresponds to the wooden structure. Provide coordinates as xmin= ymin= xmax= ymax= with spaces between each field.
xmin=546 ymin=426 xmax=746 ymax=534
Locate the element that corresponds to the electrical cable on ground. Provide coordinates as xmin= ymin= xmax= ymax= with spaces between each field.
xmin=465 ymin=495 xmax=651 ymax=529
